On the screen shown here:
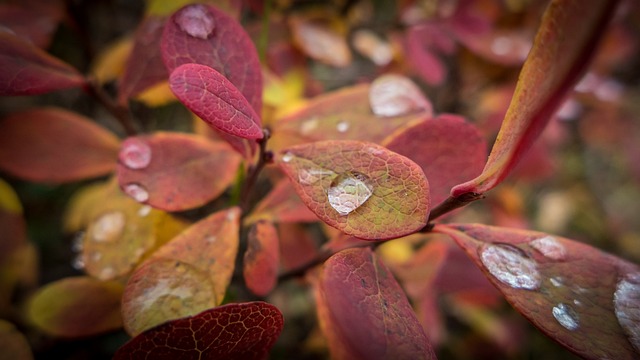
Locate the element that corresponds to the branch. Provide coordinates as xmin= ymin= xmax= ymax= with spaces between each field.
xmin=424 ymin=192 xmax=485 ymax=224
xmin=239 ymin=129 xmax=272 ymax=214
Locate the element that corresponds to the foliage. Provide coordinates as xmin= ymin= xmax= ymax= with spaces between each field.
xmin=1 ymin=0 xmax=639 ymax=359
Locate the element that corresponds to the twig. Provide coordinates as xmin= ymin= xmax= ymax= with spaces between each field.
xmin=422 ymin=192 xmax=486 ymax=228
xmin=239 ymin=129 xmax=272 ymax=213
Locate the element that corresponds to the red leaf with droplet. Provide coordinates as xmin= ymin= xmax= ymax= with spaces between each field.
xmin=452 ymin=0 xmax=619 ymax=196
xmin=244 ymin=179 xmax=318 ymax=225
xmin=384 ymin=114 xmax=487 ymax=205
xmin=0 ymin=107 xmax=120 ymax=183
xmin=278 ymin=140 xmax=430 ymax=240
xmin=117 ymin=16 xmax=168 ymax=104
xmin=161 ymin=3 xmax=262 ymax=114
xmin=436 ymin=223 xmax=640 ymax=359
xmin=0 ymin=31 xmax=85 ymax=95
xmin=244 ymin=221 xmax=280 ymax=297
xmin=169 ymin=63 xmax=263 ymax=140
xmin=114 ymin=301 xmax=284 ymax=360
xmin=116 ymin=132 xmax=241 ymax=211
xmin=315 ymin=247 xmax=436 ymax=359
xmin=27 ymin=276 xmax=124 ymax=338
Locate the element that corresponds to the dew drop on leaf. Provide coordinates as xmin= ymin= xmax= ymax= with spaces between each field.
xmin=552 ymin=303 xmax=580 ymax=331
xmin=298 ymin=168 xmax=334 ymax=185
xmin=98 ymin=266 xmax=116 ymax=280
xmin=174 ymin=4 xmax=215 ymax=39
xmin=549 ymin=276 xmax=564 ymax=287
xmin=369 ymin=74 xmax=429 ymax=117
xmin=530 ymin=235 xmax=566 ymax=260
xmin=613 ymin=272 xmax=640 ymax=352
xmin=282 ymin=152 xmax=293 ymax=163
xmin=336 ymin=120 xmax=350 ymax=133
xmin=137 ymin=205 xmax=152 ymax=217
xmin=123 ymin=183 xmax=149 ymax=203
xmin=90 ymin=211 xmax=126 ymax=243
xmin=480 ymin=244 xmax=541 ymax=290
xmin=120 ymin=138 xmax=152 ymax=170
xmin=72 ymin=254 xmax=85 ymax=270
xmin=327 ymin=172 xmax=374 ymax=216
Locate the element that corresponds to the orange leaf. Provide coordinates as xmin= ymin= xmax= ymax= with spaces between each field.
xmin=243 ymin=220 xmax=279 ymax=297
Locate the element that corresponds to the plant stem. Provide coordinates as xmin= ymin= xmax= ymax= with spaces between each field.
xmin=424 ymin=192 xmax=485 ymax=225
xmin=239 ymin=129 xmax=272 ymax=214
xmin=84 ymin=78 xmax=138 ymax=136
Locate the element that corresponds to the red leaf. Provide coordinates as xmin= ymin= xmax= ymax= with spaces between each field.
xmin=169 ymin=63 xmax=263 ymax=140
xmin=117 ymin=16 xmax=168 ymax=103
xmin=315 ymin=247 xmax=436 ymax=359
xmin=116 ymin=132 xmax=241 ymax=211
xmin=114 ymin=301 xmax=284 ymax=360
xmin=161 ymin=3 xmax=262 ymax=114
xmin=452 ymin=0 xmax=619 ymax=196
xmin=244 ymin=179 xmax=319 ymax=225
xmin=278 ymin=223 xmax=318 ymax=271
xmin=384 ymin=114 xmax=487 ymax=205
xmin=278 ymin=140 xmax=430 ymax=240
xmin=0 ymin=31 xmax=85 ymax=95
xmin=0 ymin=1 xmax=64 ymax=48
xmin=0 ymin=107 xmax=120 ymax=183
xmin=436 ymin=223 xmax=640 ymax=359
xmin=244 ymin=221 xmax=280 ymax=297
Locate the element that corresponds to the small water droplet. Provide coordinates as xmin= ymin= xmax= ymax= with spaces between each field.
xmin=226 ymin=210 xmax=238 ymax=221
xmin=573 ymin=299 xmax=582 ymax=306
xmin=98 ymin=266 xmax=116 ymax=280
xmin=336 ymin=120 xmax=350 ymax=133
xmin=491 ymin=36 xmax=512 ymax=55
xmin=72 ymin=254 xmax=85 ymax=270
xmin=300 ymin=117 xmax=318 ymax=135
xmin=71 ymin=231 xmax=85 ymax=252
xmin=91 ymin=211 xmax=126 ymax=243
xmin=120 ymin=138 xmax=152 ymax=170
xmin=552 ymin=303 xmax=580 ymax=330
xmin=175 ymin=4 xmax=215 ymax=39
xmin=480 ymin=244 xmax=541 ymax=290
xmin=282 ymin=152 xmax=293 ymax=163
xmin=205 ymin=235 xmax=217 ymax=244
xmin=138 ymin=205 xmax=152 ymax=217
xmin=530 ymin=235 xmax=566 ymax=260
xmin=298 ymin=168 xmax=334 ymax=185
xmin=327 ymin=172 xmax=374 ymax=216
xmin=614 ymin=272 xmax=640 ymax=352
xmin=550 ymin=277 xmax=564 ymax=287
xmin=124 ymin=183 xmax=149 ymax=203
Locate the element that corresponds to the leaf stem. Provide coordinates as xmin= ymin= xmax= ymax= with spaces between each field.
xmin=239 ymin=129 xmax=272 ymax=214
xmin=423 ymin=192 xmax=485 ymax=226
xmin=84 ymin=77 xmax=138 ymax=136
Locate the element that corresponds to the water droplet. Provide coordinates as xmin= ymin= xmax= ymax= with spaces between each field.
xmin=138 ymin=205 xmax=152 ymax=217
xmin=91 ymin=211 xmax=126 ymax=243
xmin=120 ymin=138 xmax=152 ymax=170
xmin=71 ymin=231 xmax=85 ymax=252
xmin=336 ymin=120 xmax=350 ymax=133
xmin=205 ymin=235 xmax=217 ymax=244
xmin=298 ymin=168 xmax=334 ymax=185
xmin=72 ymin=254 xmax=85 ymax=270
xmin=552 ymin=303 xmax=580 ymax=330
xmin=174 ymin=4 xmax=215 ymax=39
xmin=480 ymin=244 xmax=541 ymax=290
xmin=491 ymin=36 xmax=512 ymax=55
xmin=573 ymin=299 xmax=582 ymax=306
xmin=124 ymin=183 xmax=149 ymax=203
xmin=530 ymin=235 xmax=566 ymax=260
xmin=282 ymin=152 xmax=293 ymax=163
xmin=300 ymin=117 xmax=318 ymax=135
xmin=614 ymin=272 xmax=640 ymax=352
xmin=327 ymin=172 xmax=374 ymax=216
xmin=369 ymin=74 xmax=428 ymax=117
xmin=550 ymin=277 xmax=564 ymax=287
xmin=98 ymin=266 xmax=116 ymax=280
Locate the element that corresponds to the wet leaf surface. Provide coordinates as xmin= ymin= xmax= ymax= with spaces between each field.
xmin=315 ymin=247 xmax=436 ymax=359
xmin=0 ymin=31 xmax=85 ymax=95
xmin=436 ymin=223 xmax=640 ymax=359
xmin=452 ymin=0 xmax=619 ymax=196
xmin=118 ymin=16 xmax=168 ymax=103
xmin=161 ymin=3 xmax=262 ymax=113
xmin=27 ymin=277 xmax=123 ymax=338
xmin=0 ymin=107 xmax=119 ymax=183
xmin=383 ymin=114 xmax=487 ymax=205
xmin=278 ymin=140 xmax=430 ymax=240
xmin=116 ymin=132 xmax=241 ymax=211
xmin=169 ymin=63 xmax=263 ymax=139
xmin=115 ymin=301 xmax=284 ymax=360
xmin=244 ymin=220 xmax=280 ymax=297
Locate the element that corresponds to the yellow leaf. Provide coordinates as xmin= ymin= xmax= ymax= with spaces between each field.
xmin=134 ymin=81 xmax=176 ymax=107
xmin=0 ymin=178 xmax=21 ymax=214
xmin=91 ymin=37 xmax=133 ymax=84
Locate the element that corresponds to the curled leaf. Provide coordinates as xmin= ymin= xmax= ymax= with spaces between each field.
xmin=278 ymin=140 xmax=430 ymax=240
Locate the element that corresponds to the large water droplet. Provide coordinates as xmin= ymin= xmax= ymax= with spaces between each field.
xmin=530 ymin=235 xmax=566 ymax=260
xmin=327 ymin=172 xmax=374 ymax=216
xmin=124 ymin=183 xmax=149 ymax=203
xmin=369 ymin=74 xmax=429 ymax=117
xmin=614 ymin=272 xmax=640 ymax=352
xmin=175 ymin=4 xmax=215 ymax=39
xmin=120 ymin=138 xmax=152 ymax=170
xmin=480 ymin=244 xmax=541 ymax=290
xmin=91 ymin=211 xmax=126 ymax=243
xmin=552 ymin=303 xmax=580 ymax=330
